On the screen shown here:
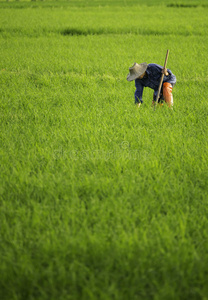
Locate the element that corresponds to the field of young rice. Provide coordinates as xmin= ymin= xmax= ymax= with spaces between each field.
xmin=0 ymin=1 xmax=208 ymax=299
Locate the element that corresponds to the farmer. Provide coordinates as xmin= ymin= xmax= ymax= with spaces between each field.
xmin=127 ymin=62 xmax=176 ymax=107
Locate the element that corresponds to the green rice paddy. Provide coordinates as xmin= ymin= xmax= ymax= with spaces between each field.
xmin=0 ymin=1 xmax=208 ymax=299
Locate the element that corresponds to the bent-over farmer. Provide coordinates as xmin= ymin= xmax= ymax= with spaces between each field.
xmin=127 ymin=62 xmax=176 ymax=107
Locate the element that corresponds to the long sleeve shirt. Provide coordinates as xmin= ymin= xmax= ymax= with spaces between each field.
xmin=134 ymin=63 xmax=176 ymax=104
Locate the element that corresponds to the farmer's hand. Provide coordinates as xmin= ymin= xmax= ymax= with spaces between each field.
xmin=162 ymin=67 xmax=169 ymax=76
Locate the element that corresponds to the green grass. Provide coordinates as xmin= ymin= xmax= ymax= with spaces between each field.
xmin=1 ymin=1 xmax=208 ymax=300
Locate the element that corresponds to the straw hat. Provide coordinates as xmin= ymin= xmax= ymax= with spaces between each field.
xmin=127 ymin=62 xmax=148 ymax=81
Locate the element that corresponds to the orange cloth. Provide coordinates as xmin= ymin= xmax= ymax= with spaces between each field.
xmin=163 ymin=82 xmax=173 ymax=105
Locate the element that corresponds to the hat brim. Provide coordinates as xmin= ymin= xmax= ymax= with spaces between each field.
xmin=127 ymin=73 xmax=139 ymax=81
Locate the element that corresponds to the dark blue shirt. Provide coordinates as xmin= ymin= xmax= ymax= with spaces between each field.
xmin=135 ymin=63 xmax=176 ymax=104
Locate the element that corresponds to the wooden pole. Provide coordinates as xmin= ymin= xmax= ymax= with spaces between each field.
xmin=155 ymin=49 xmax=169 ymax=108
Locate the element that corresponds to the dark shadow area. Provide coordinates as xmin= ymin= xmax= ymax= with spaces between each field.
xmin=61 ymin=28 xmax=172 ymax=36
xmin=167 ymin=4 xmax=198 ymax=7
xmin=60 ymin=27 xmax=206 ymax=37
xmin=62 ymin=28 xmax=91 ymax=36
xmin=61 ymin=28 xmax=111 ymax=36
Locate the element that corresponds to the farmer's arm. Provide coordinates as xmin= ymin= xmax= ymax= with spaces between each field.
xmin=135 ymin=80 xmax=144 ymax=107
xmin=164 ymin=68 xmax=177 ymax=86
xmin=162 ymin=67 xmax=169 ymax=76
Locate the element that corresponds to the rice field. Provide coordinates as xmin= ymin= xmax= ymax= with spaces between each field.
xmin=0 ymin=1 xmax=208 ymax=299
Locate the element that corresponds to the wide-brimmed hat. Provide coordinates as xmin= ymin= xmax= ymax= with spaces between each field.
xmin=127 ymin=62 xmax=148 ymax=81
